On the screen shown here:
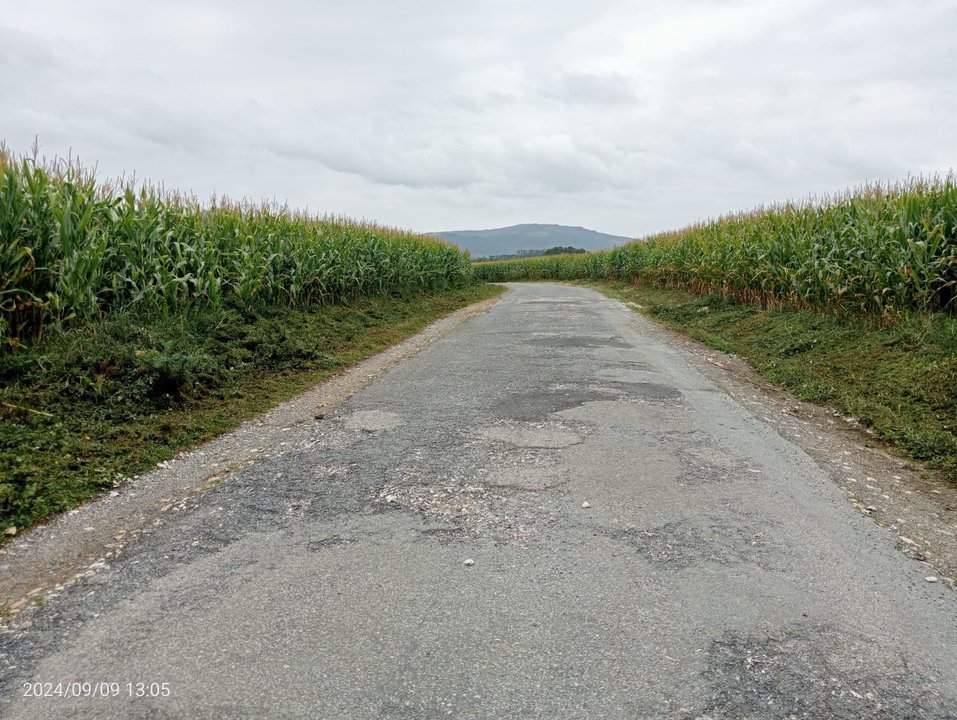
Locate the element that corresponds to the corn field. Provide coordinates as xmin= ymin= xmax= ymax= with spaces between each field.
xmin=0 ymin=148 xmax=472 ymax=350
xmin=475 ymin=177 xmax=957 ymax=317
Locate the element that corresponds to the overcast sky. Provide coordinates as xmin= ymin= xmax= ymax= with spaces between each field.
xmin=2 ymin=0 xmax=955 ymax=238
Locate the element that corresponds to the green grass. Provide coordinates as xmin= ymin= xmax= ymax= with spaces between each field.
xmin=474 ymin=176 xmax=957 ymax=317
xmin=0 ymin=284 xmax=503 ymax=531
xmin=592 ymin=281 xmax=957 ymax=481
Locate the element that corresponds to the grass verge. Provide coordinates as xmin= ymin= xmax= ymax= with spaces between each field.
xmin=1 ymin=284 xmax=504 ymax=531
xmin=591 ymin=281 xmax=957 ymax=481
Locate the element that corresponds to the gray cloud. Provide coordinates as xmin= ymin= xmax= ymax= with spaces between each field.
xmin=543 ymin=71 xmax=645 ymax=106
xmin=1 ymin=0 xmax=954 ymax=237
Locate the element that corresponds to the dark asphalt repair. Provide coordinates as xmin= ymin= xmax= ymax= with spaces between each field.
xmin=2 ymin=283 xmax=955 ymax=719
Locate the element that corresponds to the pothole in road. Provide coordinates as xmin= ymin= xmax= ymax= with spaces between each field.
xmin=698 ymin=624 xmax=952 ymax=719
xmin=417 ymin=526 xmax=468 ymax=544
xmin=305 ymin=535 xmax=357 ymax=551
xmin=483 ymin=465 xmax=567 ymax=491
xmin=479 ymin=421 xmax=582 ymax=449
xmin=374 ymin=481 xmax=549 ymax=544
xmin=597 ymin=520 xmax=773 ymax=569
xmin=683 ymin=446 xmax=742 ymax=469
xmin=344 ymin=410 xmax=403 ymax=432
xmin=675 ymin=444 xmax=749 ymax=484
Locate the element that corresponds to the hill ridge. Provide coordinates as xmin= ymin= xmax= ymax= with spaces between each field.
xmin=430 ymin=223 xmax=631 ymax=258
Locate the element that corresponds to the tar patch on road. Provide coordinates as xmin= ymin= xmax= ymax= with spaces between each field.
xmin=670 ymin=438 xmax=749 ymax=484
xmin=597 ymin=520 xmax=773 ymax=570
xmin=698 ymin=623 xmax=953 ymax=719
xmin=497 ymin=387 xmax=612 ymax=421
xmin=499 ymin=381 xmax=683 ymax=422
xmin=625 ymin=382 xmax=684 ymax=401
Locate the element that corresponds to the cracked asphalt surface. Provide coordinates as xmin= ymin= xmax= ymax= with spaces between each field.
xmin=2 ymin=283 xmax=956 ymax=719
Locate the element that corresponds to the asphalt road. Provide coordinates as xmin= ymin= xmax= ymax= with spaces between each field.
xmin=3 ymin=283 xmax=955 ymax=719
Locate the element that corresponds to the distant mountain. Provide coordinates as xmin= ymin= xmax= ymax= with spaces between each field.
xmin=429 ymin=223 xmax=632 ymax=258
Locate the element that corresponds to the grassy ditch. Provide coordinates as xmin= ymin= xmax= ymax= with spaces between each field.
xmin=592 ymin=281 xmax=957 ymax=481
xmin=0 ymin=284 xmax=503 ymax=532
